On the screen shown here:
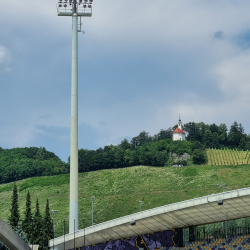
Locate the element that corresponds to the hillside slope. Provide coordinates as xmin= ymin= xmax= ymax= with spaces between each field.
xmin=0 ymin=165 xmax=250 ymax=237
xmin=0 ymin=147 xmax=69 ymax=184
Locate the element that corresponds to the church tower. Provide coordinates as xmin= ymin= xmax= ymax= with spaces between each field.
xmin=178 ymin=115 xmax=183 ymax=130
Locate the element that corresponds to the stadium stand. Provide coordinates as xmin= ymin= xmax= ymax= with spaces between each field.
xmin=178 ymin=227 xmax=250 ymax=250
xmin=49 ymin=188 xmax=250 ymax=250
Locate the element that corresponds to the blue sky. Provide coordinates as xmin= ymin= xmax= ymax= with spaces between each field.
xmin=1 ymin=0 xmax=250 ymax=162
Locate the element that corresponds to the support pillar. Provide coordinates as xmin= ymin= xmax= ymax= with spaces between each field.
xmin=69 ymin=12 xmax=79 ymax=233
xmin=189 ymin=226 xmax=197 ymax=242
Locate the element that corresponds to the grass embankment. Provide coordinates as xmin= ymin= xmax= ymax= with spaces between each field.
xmin=0 ymin=165 xmax=250 ymax=237
xmin=207 ymin=149 xmax=250 ymax=165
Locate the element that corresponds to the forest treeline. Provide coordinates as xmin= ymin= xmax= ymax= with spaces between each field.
xmin=0 ymin=147 xmax=69 ymax=184
xmin=78 ymin=121 xmax=250 ymax=172
xmin=0 ymin=121 xmax=249 ymax=185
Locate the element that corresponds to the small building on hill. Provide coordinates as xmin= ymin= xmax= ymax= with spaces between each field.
xmin=173 ymin=117 xmax=186 ymax=141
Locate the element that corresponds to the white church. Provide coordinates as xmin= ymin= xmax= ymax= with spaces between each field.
xmin=172 ymin=117 xmax=186 ymax=141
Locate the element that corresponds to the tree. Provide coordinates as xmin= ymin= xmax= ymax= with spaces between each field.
xmin=15 ymin=222 xmax=29 ymax=243
xmin=212 ymin=132 xmax=220 ymax=149
xmin=33 ymin=199 xmax=43 ymax=246
xmin=218 ymin=123 xmax=228 ymax=146
xmin=193 ymin=149 xmax=206 ymax=164
xmin=203 ymin=130 xmax=213 ymax=148
xmin=191 ymin=141 xmax=203 ymax=152
xmin=154 ymin=128 xmax=173 ymax=141
xmin=22 ymin=191 xmax=32 ymax=241
xmin=194 ymin=122 xmax=209 ymax=142
xmin=239 ymin=137 xmax=246 ymax=150
xmin=246 ymin=134 xmax=250 ymax=150
xmin=118 ymin=139 xmax=131 ymax=150
xmin=78 ymin=149 xmax=94 ymax=172
xmin=228 ymin=121 xmax=246 ymax=147
xmin=0 ymin=147 xmax=69 ymax=185
xmin=42 ymin=199 xmax=54 ymax=250
xmin=35 ymin=147 xmax=45 ymax=161
xmin=184 ymin=122 xmax=197 ymax=141
xmin=209 ymin=123 xmax=219 ymax=133
xmin=8 ymin=183 xmax=20 ymax=229
xmin=131 ymin=131 xmax=152 ymax=148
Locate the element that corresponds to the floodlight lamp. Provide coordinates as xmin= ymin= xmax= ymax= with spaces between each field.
xmin=84 ymin=0 xmax=88 ymax=2
xmin=89 ymin=0 xmax=93 ymax=2
xmin=83 ymin=4 xmax=86 ymax=7
xmin=88 ymin=4 xmax=91 ymax=8
xmin=130 ymin=220 xmax=136 ymax=226
xmin=217 ymin=198 xmax=223 ymax=205
xmin=59 ymin=4 xmax=62 ymax=7
xmin=64 ymin=4 xmax=67 ymax=7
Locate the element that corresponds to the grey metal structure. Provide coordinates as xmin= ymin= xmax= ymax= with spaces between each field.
xmin=57 ymin=0 xmax=93 ymax=233
xmin=51 ymin=210 xmax=59 ymax=236
xmin=91 ymin=196 xmax=95 ymax=226
xmin=49 ymin=187 xmax=250 ymax=250
xmin=0 ymin=218 xmax=32 ymax=250
xmin=139 ymin=200 xmax=143 ymax=212
xmin=216 ymin=184 xmax=227 ymax=193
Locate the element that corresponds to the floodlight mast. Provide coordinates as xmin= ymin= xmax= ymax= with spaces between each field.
xmin=73 ymin=0 xmax=77 ymax=14
xmin=57 ymin=0 xmax=92 ymax=233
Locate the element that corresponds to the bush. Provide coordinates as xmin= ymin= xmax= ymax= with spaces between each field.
xmin=193 ymin=149 xmax=206 ymax=164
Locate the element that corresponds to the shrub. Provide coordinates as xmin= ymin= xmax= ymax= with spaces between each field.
xmin=193 ymin=149 xmax=206 ymax=164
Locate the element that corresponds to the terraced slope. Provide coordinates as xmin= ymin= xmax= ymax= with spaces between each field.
xmin=0 ymin=165 xmax=250 ymax=237
xmin=207 ymin=149 xmax=250 ymax=166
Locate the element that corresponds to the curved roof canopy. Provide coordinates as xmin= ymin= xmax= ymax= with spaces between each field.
xmin=49 ymin=187 xmax=250 ymax=250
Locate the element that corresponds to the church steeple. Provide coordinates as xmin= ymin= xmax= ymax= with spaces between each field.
xmin=178 ymin=115 xmax=182 ymax=130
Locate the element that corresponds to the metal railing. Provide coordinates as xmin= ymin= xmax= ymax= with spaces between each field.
xmin=190 ymin=226 xmax=250 ymax=243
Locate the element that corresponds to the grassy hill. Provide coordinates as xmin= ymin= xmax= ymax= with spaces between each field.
xmin=0 ymin=147 xmax=69 ymax=184
xmin=0 ymin=164 xmax=250 ymax=237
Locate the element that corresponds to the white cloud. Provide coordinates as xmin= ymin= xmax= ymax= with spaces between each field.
xmin=214 ymin=50 xmax=250 ymax=102
xmin=0 ymin=46 xmax=11 ymax=74
xmin=2 ymin=0 xmax=250 ymax=158
xmin=151 ymin=47 xmax=250 ymax=132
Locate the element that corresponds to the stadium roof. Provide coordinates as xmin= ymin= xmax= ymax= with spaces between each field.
xmin=49 ymin=187 xmax=250 ymax=250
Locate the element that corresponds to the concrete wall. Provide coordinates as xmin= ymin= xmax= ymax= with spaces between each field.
xmin=0 ymin=218 xmax=31 ymax=250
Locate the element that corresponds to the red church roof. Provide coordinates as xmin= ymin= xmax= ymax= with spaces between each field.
xmin=173 ymin=128 xmax=185 ymax=134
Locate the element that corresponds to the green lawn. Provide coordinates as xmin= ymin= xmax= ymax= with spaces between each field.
xmin=0 ymin=164 xmax=250 ymax=237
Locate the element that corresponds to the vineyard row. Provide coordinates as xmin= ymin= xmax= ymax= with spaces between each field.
xmin=206 ymin=149 xmax=250 ymax=166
